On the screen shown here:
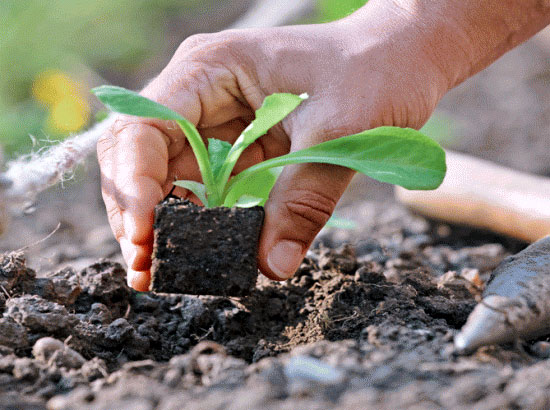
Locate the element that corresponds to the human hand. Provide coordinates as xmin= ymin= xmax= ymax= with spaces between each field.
xmin=97 ymin=4 xmax=451 ymax=291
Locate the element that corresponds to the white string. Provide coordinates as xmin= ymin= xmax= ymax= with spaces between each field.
xmin=2 ymin=115 xmax=115 ymax=203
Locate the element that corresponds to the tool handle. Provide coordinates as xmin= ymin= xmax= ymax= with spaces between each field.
xmin=396 ymin=150 xmax=550 ymax=242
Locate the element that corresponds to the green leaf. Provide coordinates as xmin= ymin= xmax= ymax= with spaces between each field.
xmin=92 ymin=85 xmax=220 ymax=206
xmin=223 ymin=167 xmax=283 ymax=207
xmin=217 ymin=93 xmax=307 ymax=188
xmin=91 ymin=85 xmax=185 ymax=121
xmin=173 ymin=180 xmax=207 ymax=206
xmin=207 ymin=138 xmax=232 ymax=181
xmin=324 ymin=215 xmax=357 ymax=229
xmin=237 ymin=93 xmax=308 ymax=148
xmin=233 ymin=195 xmax=264 ymax=208
xmin=225 ymin=127 xmax=446 ymax=199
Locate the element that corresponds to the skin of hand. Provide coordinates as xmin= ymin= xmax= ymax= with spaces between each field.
xmin=97 ymin=0 xmax=550 ymax=291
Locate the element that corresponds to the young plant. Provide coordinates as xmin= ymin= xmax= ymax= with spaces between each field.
xmin=92 ymin=86 xmax=446 ymax=209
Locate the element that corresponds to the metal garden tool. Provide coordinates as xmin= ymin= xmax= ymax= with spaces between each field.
xmin=454 ymin=236 xmax=550 ymax=354
xmin=396 ymin=150 xmax=550 ymax=353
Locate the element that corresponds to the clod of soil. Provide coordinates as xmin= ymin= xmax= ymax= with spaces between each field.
xmin=150 ymin=198 xmax=264 ymax=296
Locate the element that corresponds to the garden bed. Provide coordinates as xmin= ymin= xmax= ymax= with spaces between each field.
xmin=4 ymin=197 xmax=550 ymax=410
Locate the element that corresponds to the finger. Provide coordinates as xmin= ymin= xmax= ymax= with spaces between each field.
xmin=165 ymin=149 xmax=202 ymax=195
xmin=199 ymin=118 xmax=249 ymax=143
xmin=127 ymin=268 xmax=151 ymax=293
xmin=120 ymin=180 xmax=163 ymax=292
xmin=111 ymin=122 xmax=169 ymax=290
xmin=258 ymin=163 xmax=355 ymax=281
xmin=231 ymin=141 xmax=265 ymax=175
xmin=97 ymin=130 xmax=125 ymax=241
xmin=98 ymin=127 xmax=152 ymax=290
xmin=139 ymin=63 xmax=251 ymax=150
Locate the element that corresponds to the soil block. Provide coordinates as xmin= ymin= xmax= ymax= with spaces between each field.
xmin=150 ymin=198 xmax=264 ymax=296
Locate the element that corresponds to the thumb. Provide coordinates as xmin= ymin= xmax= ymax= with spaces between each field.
xmin=258 ymin=162 xmax=355 ymax=280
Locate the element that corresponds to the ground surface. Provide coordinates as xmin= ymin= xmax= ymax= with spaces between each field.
xmin=1 ymin=27 xmax=550 ymax=410
xmin=3 ymin=199 xmax=544 ymax=410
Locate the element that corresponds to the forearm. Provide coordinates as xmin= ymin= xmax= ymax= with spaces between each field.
xmin=345 ymin=0 xmax=550 ymax=90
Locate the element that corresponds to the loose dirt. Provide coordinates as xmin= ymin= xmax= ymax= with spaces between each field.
xmin=4 ymin=198 xmax=550 ymax=410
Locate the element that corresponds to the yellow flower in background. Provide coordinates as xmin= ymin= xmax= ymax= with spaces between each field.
xmin=32 ymin=70 xmax=90 ymax=133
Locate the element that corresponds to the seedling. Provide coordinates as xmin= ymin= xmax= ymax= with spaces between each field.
xmin=92 ymin=85 xmax=446 ymax=296
xmin=91 ymin=86 xmax=446 ymax=209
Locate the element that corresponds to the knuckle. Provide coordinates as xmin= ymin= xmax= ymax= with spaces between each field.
xmin=111 ymin=119 xmax=148 ymax=138
xmin=97 ymin=120 xmax=146 ymax=162
xmin=109 ymin=119 xmax=168 ymax=147
xmin=282 ymin=188 xmax=336 ymax=233
xmin=177 ymin=32 xmax=244 ymax=68
xmin=105 ymin=205 xmax=123 ymax=241
xmin=106 ymin=204 xmax=120 ymax=223
xmin=177 ymin=33 xmax=223 ymax=62
xmin=179 ymin=33 xmax=213 ymax=52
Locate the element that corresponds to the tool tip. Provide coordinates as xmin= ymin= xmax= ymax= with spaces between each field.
xmin=453 ymin=295 xmax=513 ymax=355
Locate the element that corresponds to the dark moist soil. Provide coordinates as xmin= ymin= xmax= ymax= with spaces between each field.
xmin=151 ymin=198 xmax=264 ymax=296
xmin=5 ymin=199 xmax=550 ymax=410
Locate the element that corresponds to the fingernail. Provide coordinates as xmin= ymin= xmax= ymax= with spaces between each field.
xmin=267 ymin=240 xmax=303 ymax=280
xmin=127 ymin=268 xmax=150 ymax=292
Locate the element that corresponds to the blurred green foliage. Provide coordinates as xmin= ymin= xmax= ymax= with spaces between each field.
xmin=420 ymin=112 xmax=458 ymax=148
xmin=0 ymin=0 xmax=204 ymax=157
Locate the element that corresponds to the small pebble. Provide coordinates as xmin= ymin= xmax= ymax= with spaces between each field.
xmin=531 ymin=341 xmax=550 ymax=359
xmin=460 ymin=268 xmax=483 ymax=289
xmin=33 ymin=337 xmax=85 ymax=369
xmin=284 ymin=355 xmax=345 ymax=385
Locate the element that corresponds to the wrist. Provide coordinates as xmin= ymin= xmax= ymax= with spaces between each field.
xmin=345 ymin=0 xmax=550 ymax=91
xmin=334 ymin=2 xmax=452 ymax=101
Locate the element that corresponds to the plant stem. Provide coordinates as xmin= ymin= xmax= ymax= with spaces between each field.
xmin=217 ymin=143 xmax=246 ymax=191
xmin=176 ymin=120 xmax=220 ymax=206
